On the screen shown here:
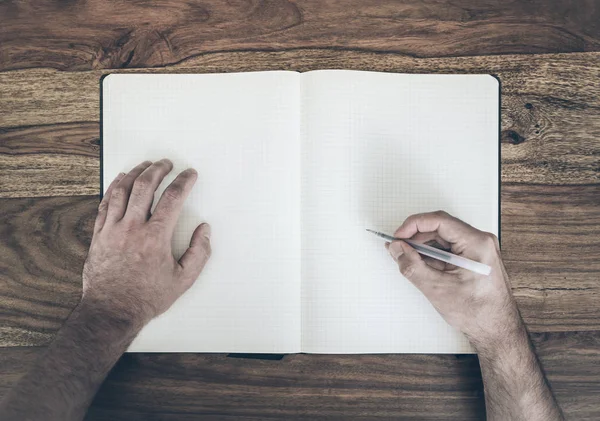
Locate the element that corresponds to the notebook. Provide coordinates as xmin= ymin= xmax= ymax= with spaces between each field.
xmin=102 ymin=71 xmax=499 ymax=353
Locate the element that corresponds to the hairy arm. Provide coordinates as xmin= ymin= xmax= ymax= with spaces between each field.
xmin=0 ymin=302 xmax=142 ymax=420
xmin=387 ymin=211 xmax=564 ymax=421
xmin=474 ymin=319 xmax=563 ymax=421
xmin=1 ymin=159 xmax=211 ymax=421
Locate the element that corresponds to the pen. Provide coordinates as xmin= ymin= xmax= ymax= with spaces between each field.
xmin=366 ymin=229 xmax=492 ymax=276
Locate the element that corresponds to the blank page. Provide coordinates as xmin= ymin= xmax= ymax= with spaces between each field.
xmin=103 ymin=72 xmax=301 ymax=352
xmin=301 ymin=71 xmax=498 ymax=353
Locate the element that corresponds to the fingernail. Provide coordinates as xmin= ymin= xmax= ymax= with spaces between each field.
xmin=186 ymin=168 xmax=198 ymax=177
xmin=201 ymin=223 xmax=211 ymax=239
xmin=117 ymin=172 xmax=126 ymax=178
xmin=388 ymin=241 xmax=404 ymax=260
xmin=159 ymin=158 xmax=173 ymax=167
xmin=142 ymin=160 xmax=152 ymax=166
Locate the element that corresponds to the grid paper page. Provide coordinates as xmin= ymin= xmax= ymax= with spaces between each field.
xmin=103 ymin=72 xmax=301 ymax=352
xmin=300 ymin=71 xmax=499 ymax=353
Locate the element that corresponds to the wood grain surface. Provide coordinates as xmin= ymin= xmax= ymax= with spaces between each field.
xmin=0 ymin=331 xmax=598 ymax=420
xmin=1 ymin=51 xmax=599 ymax=197
xmin=2 ymin=0 xmax=600 ymax=71
xmin=1 ymin=0 xmax=599 ymax=419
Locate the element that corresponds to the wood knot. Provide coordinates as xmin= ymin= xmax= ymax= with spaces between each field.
xmin=501 ymin=130 xmax=526 ymax=145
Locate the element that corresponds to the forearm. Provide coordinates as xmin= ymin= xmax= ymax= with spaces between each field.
xmin=474 ymin=319 xmax=564 ymax=421
xmin=0 ymin=299 xmax=142 ymax=421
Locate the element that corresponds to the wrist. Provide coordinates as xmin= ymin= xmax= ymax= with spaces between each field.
xmin=473 ymin=330 xmax=530 ymax=361
xmin=79 ymin=285 xmax=155 ymax=326
xmin=72 ymin=296 xmax=146 ymax=343
xmin=466 ymin=310 xmax=528 ymax=355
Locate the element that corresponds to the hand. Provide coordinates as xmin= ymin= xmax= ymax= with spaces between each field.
xmin=82 ymin=159 xmax=211 ymax=327
xmin=386 ymin=211 xmax=522 ymax=348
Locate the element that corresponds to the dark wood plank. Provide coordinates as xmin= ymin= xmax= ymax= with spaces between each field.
xmin=0 ymin=123 xmax=100 ymax=198
xmin=4 ymin=51 xmax=600 ymax=130
xmin=1 ymin=51 xmax=599 ymax=198
xmin=0 ymin=196 xmax=95 ymax=346
xmin=1 ymin=189 xmax=598 ymax=348
xmin=502 ymin=183 xmax=600 ymax=331
xmin=0 ymin=331 xmax=598 ymax=420
xmin=2 ymin=0 xmax=600 ymax=71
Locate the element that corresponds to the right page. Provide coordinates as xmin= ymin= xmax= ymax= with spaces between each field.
xmin=301 ymin=71 xmax=499 ymax=353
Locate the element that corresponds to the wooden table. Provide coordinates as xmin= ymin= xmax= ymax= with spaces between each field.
xmin=1 ymin=1 xmax=599 ymax=419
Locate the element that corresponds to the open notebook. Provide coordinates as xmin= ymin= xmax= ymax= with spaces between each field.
xmin=102 ymin=71 xmax=499 ymax=353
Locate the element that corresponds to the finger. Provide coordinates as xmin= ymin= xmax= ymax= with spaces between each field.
xmin=106 ymin=161 xmax=153 ymax=223
xmin=151 ymin=168 xmax=198 ymax=233
xmin=386 ymin=241 xmax=448 ymax=272
xmin=94 ymin=172 xmax=125 ymax=233
xmin=124 ymin=159 xmax=173 ymax=222
xmin=393 ymin=211 xmax=480 ymax=247
xmin=387 ymin=240 xmax=453 ymax=289
xmin=409 ymin=232 xmax=451 ymax=250
xmin=178 ymin=223 xmax=212 ymax=291
xmin=421 ymin=255 xmax=448 ymax=271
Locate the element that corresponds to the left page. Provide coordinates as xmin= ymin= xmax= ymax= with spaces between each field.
xmin=102 ymin=72 xmax=301 ymax=352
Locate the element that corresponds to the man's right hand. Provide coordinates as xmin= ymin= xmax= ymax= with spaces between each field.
xmin=386 ymin=211 xmax=522 ymax=349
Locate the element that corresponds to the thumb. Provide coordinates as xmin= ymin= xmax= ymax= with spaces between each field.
xmin=178 ymin=223 xmax=212 ymax=289
xmin=387 ymin=240 xmax=443 ymax=287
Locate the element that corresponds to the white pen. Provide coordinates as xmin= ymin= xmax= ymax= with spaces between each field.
xmin=366 ymin=229 xmax=492 ymax=276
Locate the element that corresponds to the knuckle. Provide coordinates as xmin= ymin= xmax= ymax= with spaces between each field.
xmin=415 ymin=213 xmax=428 ymax=225
xmin=176 ymin=266 xmax=190 ymax=283
xmin=433 ymin=210 xmax=449 ymax=218
xmin=147 ymin=219 xmax=167 ymax=233
xmin=400 ymin=263 xmax=417 ymax=279
xmin=483 ymin=232 xmax=499 ymax=248
xmin=404 ymin=214 xmax=417 ymax=225
xmin=179 ymin=272 xmax=198 ymax=291
xmin=133 ymin=175 xmax=153 ymax=191
xmin=164 ymin=184 xmax=184 ymax=201
xmin=111 ymin=185 xmax=127 ymax=199
xmin=116 ymin=217 xmax=136 ymax=231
